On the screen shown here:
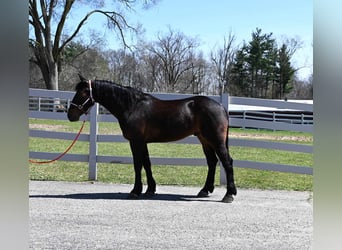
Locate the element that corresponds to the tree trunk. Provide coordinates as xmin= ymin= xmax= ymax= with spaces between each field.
xmin=39 ymin=60 xmax=61 ymax=111
xmin=40 ymin=60 xmax=59 ymax=90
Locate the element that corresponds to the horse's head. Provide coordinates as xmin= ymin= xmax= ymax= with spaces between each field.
xmin=67 ymin=75 xmax=95 ymax=121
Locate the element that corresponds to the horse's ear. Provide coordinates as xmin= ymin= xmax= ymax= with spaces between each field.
xmin=78 ymin=74 xmax=87 ymax=82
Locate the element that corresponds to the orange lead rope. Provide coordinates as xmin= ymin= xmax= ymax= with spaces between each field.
xmin=29 ymin=120 xmax=86 ymax=164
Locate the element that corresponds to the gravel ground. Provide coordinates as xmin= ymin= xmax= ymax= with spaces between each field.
xmin=29 ymin=181 xmax=312 ymax=250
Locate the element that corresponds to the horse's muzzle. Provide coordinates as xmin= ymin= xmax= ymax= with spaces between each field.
xmin=67 ymin=110 xmax=80 ymax=122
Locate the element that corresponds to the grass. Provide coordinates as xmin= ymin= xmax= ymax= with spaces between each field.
xmin=29 ymin=118 xmax=313 ymax=191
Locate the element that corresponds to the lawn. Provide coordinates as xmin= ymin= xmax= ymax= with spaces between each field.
xmin=29 ymin=119 xmax=313 ymax=191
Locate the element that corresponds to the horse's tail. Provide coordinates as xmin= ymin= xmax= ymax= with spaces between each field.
xmin=224 ymin=106 xmax=229 ymax=150
xmin=224 ymin=107 xmax=233 ymax=165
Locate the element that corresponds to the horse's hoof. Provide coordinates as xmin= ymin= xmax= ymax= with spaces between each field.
xmin=197 ymin=190 xmax=209 ymax=198
xmin=144 ymin=192 xmax=156 ymax=198
xmin=222 ymin=195 xmax=234 ymax=203
xmin=128 ymin=193 xmax=139 ymax=199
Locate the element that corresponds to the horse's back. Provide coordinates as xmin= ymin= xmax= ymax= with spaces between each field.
xmin=155 ymin=95 xmax=229 ymax=126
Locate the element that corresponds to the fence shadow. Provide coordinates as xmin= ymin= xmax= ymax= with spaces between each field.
xmin=29 ymin=192 xmax=219 ymax=202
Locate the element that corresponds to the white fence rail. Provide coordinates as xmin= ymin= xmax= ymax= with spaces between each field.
xmin=29 ymin=88 xmax=313 ymax=184
xmin=228 ymin=96 xmax=313 ymax=133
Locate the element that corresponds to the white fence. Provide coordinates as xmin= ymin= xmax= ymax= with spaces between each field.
xmin=29 ymin=88 xmax=313 ymax=184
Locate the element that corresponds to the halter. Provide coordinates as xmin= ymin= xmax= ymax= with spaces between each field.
xmin=70 ymin=80 xmax=95 ymax=113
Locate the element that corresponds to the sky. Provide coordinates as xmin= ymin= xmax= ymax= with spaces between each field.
xmin=76 ymin=0 xmax=313 ymax=80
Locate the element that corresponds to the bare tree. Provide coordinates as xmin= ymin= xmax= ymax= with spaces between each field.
xmin=147 ymin=28 xmax=200 ymax=92
xmin=183 ymin=52 xmax=209 ymax=94
xmin=287 ymin=76 xmax=313 ymax=99
xmin=135 ymin=45 xmax=163 ymax=92
xmin=105 ymin=48 xmax=141 ymax=87
xmin=29 ymin=0 xmax=157 ymax=90
xmin=280 ymin=36 xmax=303 ymax=58
xmin=210 ymin=31 xmax=236 ymax=95
xmin=58 ymin=42 xmax=111 ymax=90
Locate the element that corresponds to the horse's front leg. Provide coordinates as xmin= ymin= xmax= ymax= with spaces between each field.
xmin=128 ymin=140 xmax=144 ymax=198
xmin=141 ymin=144 xmax=156 ymax=197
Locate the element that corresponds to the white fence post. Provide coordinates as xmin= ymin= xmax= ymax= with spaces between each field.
xmin=88 ymin=103 xmax=98 ymax=180
xmin=220 ymin=93 xmax=229 ymax=185
xmin=273 ymin=112 xmax=276 ymax=131
xmin=38 ymin=97 xmax=41 ymax=111
xmin=243 ymin=111 xmax=246 ymax=129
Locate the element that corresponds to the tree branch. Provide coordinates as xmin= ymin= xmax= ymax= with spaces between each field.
xmin=29 ymin=0 xmax=45 ymax=49
xmin=58 ymin=9 xmax=135 ymax=56
xmin=39 ymin=0 xmax=48 ymax=25
xmin=53 ymin=0 xmax=75 ymax=60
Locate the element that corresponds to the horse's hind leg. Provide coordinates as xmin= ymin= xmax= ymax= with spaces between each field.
xmin=216 ymin=145 xmax=237 ymax=203
xmin=198 ymin=143 xmax=218 ymax=197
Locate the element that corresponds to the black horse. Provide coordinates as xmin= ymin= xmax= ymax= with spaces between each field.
xmin=67 ymin=75 xmax=237 ymax=203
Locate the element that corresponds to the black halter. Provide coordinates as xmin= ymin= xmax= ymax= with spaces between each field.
xmin=70 ymin=80 xmax=95 ymax=113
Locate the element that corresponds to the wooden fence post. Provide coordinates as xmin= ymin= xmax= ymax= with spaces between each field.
xmin=88 ymin=103 xmax=98 ymax=180
xmin=220 ymin=93 xmax=229 ymax=185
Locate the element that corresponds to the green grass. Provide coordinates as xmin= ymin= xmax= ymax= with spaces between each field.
xmin=29 ymin=118 xmax=313 ymax=191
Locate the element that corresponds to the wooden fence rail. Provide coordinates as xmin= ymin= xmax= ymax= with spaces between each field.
xmin=29 ymin=88 xmax=313 ymax=184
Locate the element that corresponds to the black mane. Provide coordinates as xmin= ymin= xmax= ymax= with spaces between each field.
xmin=92 ymin=79 xmax=150 ymax=110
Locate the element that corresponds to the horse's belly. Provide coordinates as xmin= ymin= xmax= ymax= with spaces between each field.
xmin=145 ymin=108 xmax=197 ymax=143
xmin=145 ymin=127 xmax=195 ymax=143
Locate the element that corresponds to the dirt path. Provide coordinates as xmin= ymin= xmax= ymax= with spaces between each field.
xmin=231 ymin=132 xmax=312 ymax=142
xmin=30 ymin=181 xmax=313 ymax=250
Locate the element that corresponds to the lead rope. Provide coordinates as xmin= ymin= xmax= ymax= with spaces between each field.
xmin=29 ymin=119 xmax=86 ymax=164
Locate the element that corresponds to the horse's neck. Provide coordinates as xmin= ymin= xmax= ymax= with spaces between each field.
xmin=93 ymin=81 xmax=129 ymax=121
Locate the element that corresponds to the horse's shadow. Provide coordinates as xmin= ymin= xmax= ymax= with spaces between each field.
xmin=29 ymin=192 xmax=220 ymax=202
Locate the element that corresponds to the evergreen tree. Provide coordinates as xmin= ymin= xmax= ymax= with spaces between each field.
xmin=231 ymin=49 xmax=249 ymax=96
xmin=231 ymin=28 xmax=296 ymax=99
xmin=245 ymin=28 xmax=277 ymax=98
xmin=276 ymin=44 xmax=295 ymax=99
